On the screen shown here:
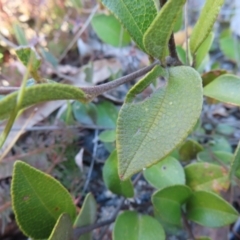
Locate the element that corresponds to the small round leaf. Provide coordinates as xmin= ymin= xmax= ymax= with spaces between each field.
xmin=143 ymin=156 xmax=185 ymax=189
xmin=152 ymin=185 xmax=192 ymax=227
xmin=185 ymin=162 xmax=229 ymax=194
xmin=113 ymin=211 xmax=165 ymax=240
xmin=186 ymin=191 xmax=238 ymax=228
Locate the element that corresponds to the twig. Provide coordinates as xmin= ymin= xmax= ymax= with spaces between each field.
xmin=182 ymin=209 xmax=195 ymax=240
xmin=159 ymin=0 xmax=179 ymax=61
xmin=82 ymin=130 xmax=98 ymax=193
xmin=73 ymin=218 xmax=116 ymax=238
xmin=0 ymin=201 xmax=11 ymax=213
xmin=80 ymin=61 xmax=159 ymax=98
xmin=72 ymin=171 xmax=142 ymax=239
xmin=0 ymin=124 xmax=113 ymax=132
xmin=168 ymin=34 xmax=179 ymax=60
xmin=58 ymin=5 xmax=99 ymax=62
xmin=0 ymin=34 xmax=17 ymax=48
xmin=74 ymin=197 xmax=125 ymax=240
xmin=0 ymin=87 xmax=19 ymax=95
xmin=0 ymin=61 xmax=159 ymax=97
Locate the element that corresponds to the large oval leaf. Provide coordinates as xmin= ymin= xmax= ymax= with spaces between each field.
xmin=101 ymin=0 xmax=157 ymax=51
xmin=11 ymin=161 xmax=76 ymax=239
xmin=143 ymin=0 xmax=186 ymax=61
xmin=143 ymin=156 xmax=185 ymax=189
xmin=203 ymin=74 xmax=240 ymax=106
xmin=190 ymin=0 xmax=224 ymax=54
xmin=113 ymin=211 xmax=165 ymax=240
xmin=186 ymin=191 xmax=238 ymax=228
xmin=117 ymin=66 xmax=203 ymax=179
xmin=0 ymin=83 xmax=87 ymax=120
xmin=185 ymin=162 xmax=229 ymax=194
xmin=152 ymin=185 xmax=192 ymax=227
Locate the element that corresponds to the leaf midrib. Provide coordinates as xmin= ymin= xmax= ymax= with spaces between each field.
xmin=122 ymin=83 xmax=168 ymax=176
xmin=119 ymin=0 xmax=144 ymax=41
xmin=20 ymin=166 xmax=57 ymax=221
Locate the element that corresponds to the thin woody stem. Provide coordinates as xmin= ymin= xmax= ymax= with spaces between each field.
xmin=159 ymin=0 xmax=179 ymax=61
xmin=0 ymin=61 xmax=159 ymax=98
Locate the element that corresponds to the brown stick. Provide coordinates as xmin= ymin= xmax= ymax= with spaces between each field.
xmin=0 ymin=61 xmax=159 ymax=98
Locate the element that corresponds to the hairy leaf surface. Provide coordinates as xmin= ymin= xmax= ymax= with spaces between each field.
xmin=101 ymin=0 xmax=157 ymax=51
xmin=11 ymin=161 xmax=76 ymax=239
xmin=0 ymin=83 xmax=87 ymax=120
xmin=117 ymin=66 xmax=203 ymax=179
xmin=190 ymin=0 xmax=224 ymax=54
xmin=143 ymin=0 xmax=186 ymax=61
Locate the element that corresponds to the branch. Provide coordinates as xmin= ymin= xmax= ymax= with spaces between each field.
xmin=73 ymin=197 xmax=125 ymax=240
xmin=72 ymin=173 xmax=142 ymax=240
xmin=159 ymin=0 xmax=180 ymax=61
xmin=182 ymin=209 xmax=195 ymax=240
xmin=73 ymin=218 xmax=116 ymax=239
xmin=0 ymin=61 xmax=159 ymax=98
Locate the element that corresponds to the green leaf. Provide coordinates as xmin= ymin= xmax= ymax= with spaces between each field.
xmin=185 ymin=162 xmax=229 ymax=194
xmin=96 ymin=101 xmax=118 ymax=128
xmin=0 ymin=82 xmax=87 ymax=120
xmin=143 ymin=0 xmax=186 ymax=61
xmin=73 ymin=101 xmax=97 ymax=125
xmin=40 ymin=48 xmax=58 ymax=68
xmin=190 ymin=0 xmax=224 ymax=54
xmin=186 ymin=191 xmax=238 ymax=227
xmin=179 ymin=139 xmax=203 ymax=161
xmin=16 ymin=47 xmax=41 ymax=71
xmin=197 ymin=151 xmax=233 ymax=165
xmin=13 ymin=24 xmax=28 ymax=45
xmin=220 ymin=34 xmax=240 ymax=62
xmin=73 ymin=193 xmax=97 ymax=240
xmin=103 ymin=150 xmax=134 ymax=198
xmin=195 ymin=32 xmax=214 ymax=70
xmin=113 ymin=211 xmax=165 ymax=240
xmin=99 ymin=130 xmax=116 ymax=142
xmin=203 ymin=74 xmax=240 ymax=106
xmin=11 ymin=161 xmax=76 ymax=239
xmin=125 ymin=65 xmax=164 ymax=103
xmin=201 ymin=69 xmax=227 ymax=87
xmin=173 ymin=9 xmax=183 ymax=33
xmin=117 ymin=66 xmax=203 ymax=180
xmin=176 ymin=46 xmax=187 ymax=64
xmin=152 ymin=185 xmax=192 ymax=227
xmin=91 ymin=14 xmax=131 ymax=47
xmin=230 ymin=141 xmax=240 ymax=179
xmin=101 ymin=0 xmax=157 ymax=51
xmin=216 ymin=123 xmax=235 ymax=136
xmin=48 ymin=213 xmax=73 ymax=240
xmin=143 ymin=156 xmax=185 ymax=189
xmin=210 ymin=137 xmax=232 ymax=153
